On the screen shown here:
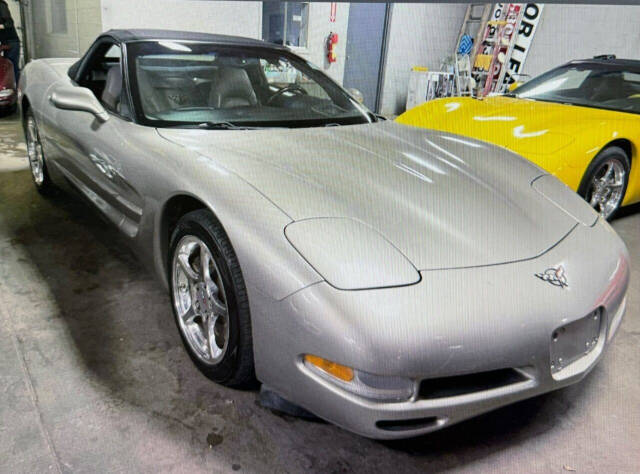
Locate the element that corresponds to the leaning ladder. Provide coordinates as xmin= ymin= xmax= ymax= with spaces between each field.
xmin=456 ymin=4 xmax=493 ymax=67
xmin=480 ymin=4 xmax=525 ymax=96
xmin=455 ymin=4 xmax=493 ymax=95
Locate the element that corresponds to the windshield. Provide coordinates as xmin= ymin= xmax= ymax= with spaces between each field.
xmin=512 ymin=63 xmax=640 ymax=114
xmin=126 ymin=40 xmax=372 ymax=128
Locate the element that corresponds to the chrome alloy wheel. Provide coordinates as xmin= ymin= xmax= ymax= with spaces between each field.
xmin=26 ymin=116 xmax=45 ymax=186
xmin=172 ymin=235 xmax=230 ymax=365
xmin=586 ymin=158 xmax=626 ymax=219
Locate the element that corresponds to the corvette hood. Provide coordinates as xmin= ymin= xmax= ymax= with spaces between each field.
xmin=159 ymin=121 xmax=578 ymax=270
xmin=397 ymin=96 xmax=590 ymax=158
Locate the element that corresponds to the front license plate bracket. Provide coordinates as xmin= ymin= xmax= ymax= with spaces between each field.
xmin=550 ymin=309 xmax=602 ymax=375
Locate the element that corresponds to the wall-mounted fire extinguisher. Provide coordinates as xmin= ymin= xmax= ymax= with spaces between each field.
xmin=326 ymin=32 xmax=338 ymax=64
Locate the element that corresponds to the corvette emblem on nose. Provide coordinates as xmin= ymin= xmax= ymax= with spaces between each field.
xmin=535 ymin=266 xmax=568 ymax=288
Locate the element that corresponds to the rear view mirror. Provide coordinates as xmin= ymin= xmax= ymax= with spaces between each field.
xmin=49 ymin=86 xmax=109 ymax=122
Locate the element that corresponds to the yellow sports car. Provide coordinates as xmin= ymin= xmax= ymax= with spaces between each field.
xmin=397 ymin=57 xmax=640 ymax=219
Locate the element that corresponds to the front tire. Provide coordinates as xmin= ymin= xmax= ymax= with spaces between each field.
xmin=25 ymin=110 xmax=56 ymax=195
xmin=578 ymin=146 xmax=629 ymax=220
xmin=169 ymin=209 xmax=255 ymax=387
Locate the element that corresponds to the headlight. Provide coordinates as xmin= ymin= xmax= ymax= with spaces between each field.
xmin=285 ymin=218 xmax=420 ymax=290
xmin=304 ymin=355 xmax=416 ymax=402
xmin=0 ymin=89 xmax=15 ymax=99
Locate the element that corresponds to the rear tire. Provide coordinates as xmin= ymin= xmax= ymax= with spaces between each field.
xmin=25 ymin=110 xmax=57 ymax=196
xmin=169 ymin=209 xmax=255 ymax=388
xmin=577 ymin=146 xmax=629 ymax=220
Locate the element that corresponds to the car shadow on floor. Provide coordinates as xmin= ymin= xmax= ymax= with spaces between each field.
xmin=380 ymin=379 xmax=590 ymax=454
xmin=0 ymin=168 xmax=604 ymax=472
xmin=615 ymin=201 xmax=640 ymax=219
xmin=0 ymin=170 xmax=284 ymax=470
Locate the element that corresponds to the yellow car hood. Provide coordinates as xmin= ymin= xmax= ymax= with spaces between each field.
xmin=397 ymin=96 xmax=580 ymax=158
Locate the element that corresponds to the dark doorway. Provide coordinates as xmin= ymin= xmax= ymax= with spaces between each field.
xmin=342 ymin=3 xmax=391 ymax=112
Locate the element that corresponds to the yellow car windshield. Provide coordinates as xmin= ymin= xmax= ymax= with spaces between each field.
xmin=514 ymin=64 xmax=640 ymax=114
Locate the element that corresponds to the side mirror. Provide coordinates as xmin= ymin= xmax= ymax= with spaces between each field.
xmin=348 ymin=88 xmax=365 ymax=104
xmin=508 ymin=81 xmax=522 ymax=92
xmin=49 ymin=86 xmax=109 ymax=122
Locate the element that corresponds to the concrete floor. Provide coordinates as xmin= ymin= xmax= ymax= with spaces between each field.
xmin=0 ymin=111 xmax=639 ymax=474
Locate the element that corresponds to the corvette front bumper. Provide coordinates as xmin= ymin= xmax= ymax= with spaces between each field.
xmin=251 ymin=218 xmax=629 ymax=439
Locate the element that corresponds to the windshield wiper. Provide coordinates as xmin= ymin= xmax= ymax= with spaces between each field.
xmin=197 ymin=121 xmax=254 ymax=130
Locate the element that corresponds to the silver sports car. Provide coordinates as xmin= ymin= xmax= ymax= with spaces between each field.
xmin=19 ymin=30 xmax=629 ymax=439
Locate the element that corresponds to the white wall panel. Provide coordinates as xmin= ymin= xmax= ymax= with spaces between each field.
xmin=100 ymin=0 xmax=262 ymax=39
xmin=300 ymin=2 xmax=349 ymax=84
xmin=379 ymin=3 xmax=466 ymax=115
xmin=29 ymin=0 xmax=102 ymax=58
xmin=522 ymin=5 xmax=640 ymax=79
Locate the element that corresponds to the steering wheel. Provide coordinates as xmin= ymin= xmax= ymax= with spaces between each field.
xmin=267 ymin=84 xmax=308 ymax=105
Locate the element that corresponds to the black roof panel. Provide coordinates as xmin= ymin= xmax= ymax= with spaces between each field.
xmin=99 ymin=29 xmax=286 ymax=50
xmin=569 ymin=57 xmax=640 ymax=71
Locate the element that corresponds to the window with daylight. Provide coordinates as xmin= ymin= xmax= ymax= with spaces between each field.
xmin=262 ymin=2 xmax=309 ymax=49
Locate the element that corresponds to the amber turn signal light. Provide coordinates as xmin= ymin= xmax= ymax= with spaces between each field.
xmin=304 ymin=354 xmax=354 ymax=382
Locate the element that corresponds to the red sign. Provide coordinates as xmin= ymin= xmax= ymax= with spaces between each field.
xmin=330 ymin=2 xmax=337 ymax=22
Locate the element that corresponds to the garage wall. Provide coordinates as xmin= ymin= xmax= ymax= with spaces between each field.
xmin=299 ymin=2 xmax=349 ymax=84
xmin=522 ymin=5 xmax=640 ymax=78
xmin=28 ymin=0 xmax=103 ymax=58
xmin=100 ymin=0 xmax=262 ymax=39
xmin=379 ymin=3 xmax=467 ymax=116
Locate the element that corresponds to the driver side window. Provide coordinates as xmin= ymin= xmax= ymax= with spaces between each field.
xmin=77 ymin=42 xmax=129 ymax=117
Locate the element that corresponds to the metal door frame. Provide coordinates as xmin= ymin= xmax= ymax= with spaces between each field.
xmin=343 ymin=3 xmax=393 ymax=113
xmin=374 ymin=3 xmax=393 ymax=113
xmin=18 ymin=0 xmax=33 ymax=61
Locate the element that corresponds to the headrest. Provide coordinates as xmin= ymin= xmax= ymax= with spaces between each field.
xmin=102 ymin=65 xmax=123 ymax=111
xmin=209 ymin=67 xmax=258 ymax=108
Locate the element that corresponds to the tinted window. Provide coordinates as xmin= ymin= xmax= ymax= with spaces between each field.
xmin=513 ymin=64 xmax=640 ymax=114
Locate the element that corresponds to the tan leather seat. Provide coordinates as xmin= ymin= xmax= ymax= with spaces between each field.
xmin=102 ymin=65 xmax=123 ymax=112
xmin=208 ymin=67 xmax=258 ymax=108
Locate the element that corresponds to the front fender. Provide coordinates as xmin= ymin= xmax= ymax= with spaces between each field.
xmin=556 ymin=120 xmax=639 ymax=204
xmin=148 ymin=140 xmax=323 ymax=300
